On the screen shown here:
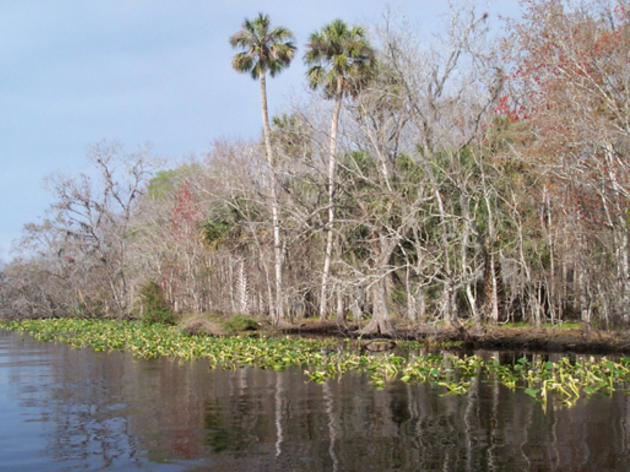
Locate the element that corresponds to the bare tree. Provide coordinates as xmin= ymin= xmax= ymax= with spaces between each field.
xmin=43 ymin=142 xmax=157 ymax=316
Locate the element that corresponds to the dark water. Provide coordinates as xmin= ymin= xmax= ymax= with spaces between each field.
xmin=1 ymin=331 xmax=629 ymax=471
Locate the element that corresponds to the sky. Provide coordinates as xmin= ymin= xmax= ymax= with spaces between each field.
xmin=0 ymin=0 xmax=521 ymax=263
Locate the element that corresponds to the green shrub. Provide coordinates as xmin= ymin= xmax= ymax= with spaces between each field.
xmin=138 ymin=281 xmax=175 ymax=325
xmin=225 ymin=315 xmax=259 ymax=333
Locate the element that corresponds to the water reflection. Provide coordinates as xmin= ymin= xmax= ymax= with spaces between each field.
xmin=0 ymin=330 xmax=629 ymax=471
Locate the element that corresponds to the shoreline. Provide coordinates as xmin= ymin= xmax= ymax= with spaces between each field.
xmin=281 ymin=321 xmax=630 ymax=355
xmin=3 ymin=317 xmax=630 ymax=356
xmin=2 ymin=317 xmax=630 ymax=408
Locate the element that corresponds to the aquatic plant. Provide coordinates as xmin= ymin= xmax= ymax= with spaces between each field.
xmin=485 ymin=355 xmax=630 ymax=409
xmin=2 ymin=319 xmax=630 ymax=409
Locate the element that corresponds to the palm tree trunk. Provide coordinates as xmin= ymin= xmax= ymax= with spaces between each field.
xmin=319 ymin=78 xmax=343 ymax=320
xmin=260 ymin=74 xmax=284 ymax=324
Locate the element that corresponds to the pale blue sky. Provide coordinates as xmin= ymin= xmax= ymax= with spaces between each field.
xmin=0 ymin=0 xmax=520 ymax=262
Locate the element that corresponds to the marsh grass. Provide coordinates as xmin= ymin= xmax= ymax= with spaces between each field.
xmin=2 ymin=318 xmax=629 ymax=409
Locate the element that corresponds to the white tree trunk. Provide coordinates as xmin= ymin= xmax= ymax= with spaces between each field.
xmin=237 ymin=259 xmax=249 ymax=314
xmin=260 ymin=74 xmax=284 ymax=323
xmin=319 ymin=78 xmax=344 ymax=320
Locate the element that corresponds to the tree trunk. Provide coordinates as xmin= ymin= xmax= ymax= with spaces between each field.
xmin=360 ymin=276 xmax=393 ymax=335
xmin=359 ymin=236 xmax=394 ymax=335
xmin=237 ymin=259 xmax=249 ymax=314
xmin=260 ymin=74 xmax=284 ymax=324
xmin=335 ymin=285 xmax=345 ymax=322
xmin=319 ymin=78 xmax=344 ymax=319
xmin=544 ymin=189 xmax=557 ymax=325
xmin=482 ymin=245 xmax=500 ymax=323
xmin=481 ymin=188 xmax=501 ymax=324
xmin=405 ymin=264 xmax=417 ymax=323
xmin=442 ymin=281 xmax=457 ymax=325
xmin=228 ymin=260 xmax=235 ymax=313
xmin=577 ymin=265 xmax=591 ymax=323
xmin=459 ymin=196 xmax=478 ymax=324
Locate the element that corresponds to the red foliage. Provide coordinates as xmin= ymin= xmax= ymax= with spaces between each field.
xmin=501 ymin=0 xmax=630 ymax=233
xmin=169 ymin=181 xmax=199 ymax=236
xmin=494 ymin=95 xmax=522 ymax=122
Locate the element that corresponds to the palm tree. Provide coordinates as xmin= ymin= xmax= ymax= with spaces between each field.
xmin=230 ymin=13 xmax=296 ymax=324
xmin=304 ymin=19 xmax=376 ymax=320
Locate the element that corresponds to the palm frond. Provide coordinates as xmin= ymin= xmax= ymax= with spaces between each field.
xmin=230 ymin=13 xmax=295 ymax=79
xmin=232 ymin=53 xmax=254 ymax=73
xmin=303 ymin=19 xmax=376 ymax=100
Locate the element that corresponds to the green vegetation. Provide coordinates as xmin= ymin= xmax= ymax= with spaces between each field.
xmin=224 ymin=314 xmax=259 ymax=333
xmin=0 ymin=318 xmax=331 ymax=369
xmin=138 ymin=281 xmax=175 ymax=325
xmin=2 ymin=318 xmax=630 ymax=410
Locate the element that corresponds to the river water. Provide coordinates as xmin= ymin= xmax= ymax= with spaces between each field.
xmin=1 ymin=330 xmax=629 ymax=471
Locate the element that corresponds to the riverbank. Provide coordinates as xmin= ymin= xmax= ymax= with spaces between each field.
xmin=178 ymin=312 xmax=630 ymax=355
xmin=283 ymin=320 xmax=630 ymax=355
xmin=3 ymin=316 xmax=630 ymax=356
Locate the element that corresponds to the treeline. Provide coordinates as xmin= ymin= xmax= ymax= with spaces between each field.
xmin=1 ymin=0 xmax=628 ymax=333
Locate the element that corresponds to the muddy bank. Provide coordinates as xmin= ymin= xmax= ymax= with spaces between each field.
xmin=280 ymin=322 xmax=630 ymax=355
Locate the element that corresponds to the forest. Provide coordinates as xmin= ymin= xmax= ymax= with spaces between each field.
xmin=1 ymin=0 xmax=628 ymax=335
